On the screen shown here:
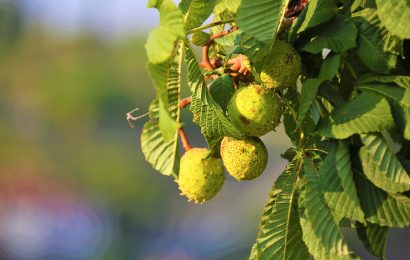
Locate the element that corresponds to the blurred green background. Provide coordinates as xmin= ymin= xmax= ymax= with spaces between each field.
xmin=0 ymin=1 xmax=408 ymax=259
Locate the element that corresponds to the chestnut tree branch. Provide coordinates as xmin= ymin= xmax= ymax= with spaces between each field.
xmin=179 ymin=127 xmax=192 ymax=152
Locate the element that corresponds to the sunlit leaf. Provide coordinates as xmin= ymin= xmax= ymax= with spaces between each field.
xmin=179 ymin=0 xmax=218 ymax=30
xmin=353 ymin=9 xmax=397 ymax=72
xmin=301 ymin=15 xmax=357 ymax=54
xmin=146 ymin=0 xmax=185 ymax=64
xmin=237 ymin=0 xmax=290 ymax=47
xmin=300 ymin=159 xmax=356 ymax=259
xmin=318 ymin=142 xmax=365 ymax=222
xmin=356 ymin=222 xmax=388 ymax=260
xmin=376 ymin=0 xmax=410 ymax=39
xmin=298 ymin=0 xmax=338 ymax=33
xmin=317 ymin=92 xmax=394 ymax=139
xmin=141 ymin=47 xmax=183 ymax=176
xmin=359 ymin=133 xmax=410 ymax=193
xmin=250 ymin=159 xmax=309 ymax=260
xmin=355 ymin=174 xmax=410 ymax=227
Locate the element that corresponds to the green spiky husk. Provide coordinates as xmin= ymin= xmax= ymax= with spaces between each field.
xmin=227 ymin=84 xmax=282 ymax=137
xmin=260 ymin=40 xmax=301 ymax=89
xmin=177 ymin=148 xmax=224 ymax=204
xmin=221 ymin=136 xmax=268 ymax=181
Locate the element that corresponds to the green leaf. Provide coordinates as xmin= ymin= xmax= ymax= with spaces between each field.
xmin=351 ymin=0 xmax=367 ymax=12
xmin=318 ymin=142 xmax=365 ymax=222
xmin=299 ymin=78 xmax=326 ymax=124
xmin=356 ymin=222 xmax=388 ymax=260
xmin=301 ymin=15 xmax=357 ymax=54
xmin=179 ymin=0 xmax=218 ymax=30
xmin=376 ymin=0 xmax=410 ymax=39
xmin=209 ymin=75 xmax=235 ymax=112
xmin=355 ymin=174 xmax=410 ymax=227
xmin=298 ymin=0 xmax=338 ymax=33
xmin=319 ymin=53 xmax=341 ymax=80
xmin=283 ymin=87 xmax=301 ymax=145
xmin=250 ymin=159 xmax=310 ymax=260
xmin=214 ymin=30 xmax=242 ymax=47
xmin=147 ymin=52 xmax=182 ymax=141
xmin=359 ymin=133 xmax=410 ymax=193
xmin=185 ymin=45 xmax=244 ymax=141
xmin=317 ymin=92 xmax=394 ymax=139
xmin=353 ymin=9 xmax=397 ymax=72
xmin=391 ymin=104 xmax=410 ymax=140
xmin=214 ymin=0 xmax=241 ymax=15
xmin=191 ymin=31 xmax=210 ymax=46
xmin=236 ymin=0 xmax=290 ymax=46
xmin=300 ymin=159 xmax=356 ymax=260
xmin=141 ymin=49 xmax=183 ymax=177
xmin=146 ymin=0 xmax=185 ymax=64
xmin=238 ymin=33 xmax=269 ymax=70
xmin=357 ymin=83 xmax=410 ymax=108
xmin=358 ymin=74 xmax=410 ymax=89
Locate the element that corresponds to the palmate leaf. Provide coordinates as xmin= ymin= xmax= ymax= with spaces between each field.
xmin=353 ymin=9 xmax=397 ymax=72
xmin=359 ymin=133 xmax=410 ymax=193
xmin=317 ymin=92 xmax=394 ymax=139
xmin=355 ymin=174 xmax=410 ymax=227
xmin=297 ymin=0 xmax=338 ymax=33
xmin=184 ymin=45 xmax=244 ymax=143
xmin=146 ymin=0 xmax=185 ymax=64
xmin=318 ymin=142 xmax=365 ymax=222
xmin=179 ymin=0 xmax=218 ymax=30
xmin=236 ymin=0 xmax=290 ymax=47
xmin=141 ymin=48 xmax=183 ymax=177
xmin=250 ymin=159 xmax=309 ymax=260
xmin=300 ymin=159 xmax=356 ymax=260
xmin=301 ymin=15 xmax=357 ymax=54
xmin=356 ymin=222 xmax=388 ymax=260
xmin=375 ymin=0 xmax=410 ymax=39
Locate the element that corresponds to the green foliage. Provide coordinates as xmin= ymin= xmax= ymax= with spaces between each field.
xmin=301 ymin=15 xmax=357 ymax=54
xmin=317 ymin=92 xmax=394 ymax=139
xmin=297 ymin=0 xmax=338 ymax=33
xmin=141 ymin=48 xmax=183 ymax=176
xmin=353 ymin=8 xmax=398 ymax=72
xmin=185 ymin=46 xmax=244 ymax=148
xmin=250 ymin=159 xmax=309 ymax=259
xmin=360 ymin=133 xmax=410 ymax=193
xmin=237 ymin=0 xmax=290 ymax=47
xmin=301 ymin=159 xmax=356 ymax=259
xmin=145 ymin=0 xmax=185 ymax=64
xmin=318 ymin=142 xmax=365 ymax=222
xmin=375 ymin=0 xmax=410 ymax=39
xmin=180 ymin=0 xmax=218 ymax=30
xmin=356 ymin=222 xmax=388 ymax=259
xmin=140 ymin=0 xmax=410 ymax=258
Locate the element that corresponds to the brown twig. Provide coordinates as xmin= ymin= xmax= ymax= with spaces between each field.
xmin=179 ymin=127 xmax=192 ymax=152
xmin=179 ymin=96 xmax=192 ymax=109
xmin=200 ymin=26 xmax=240 ymax=72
